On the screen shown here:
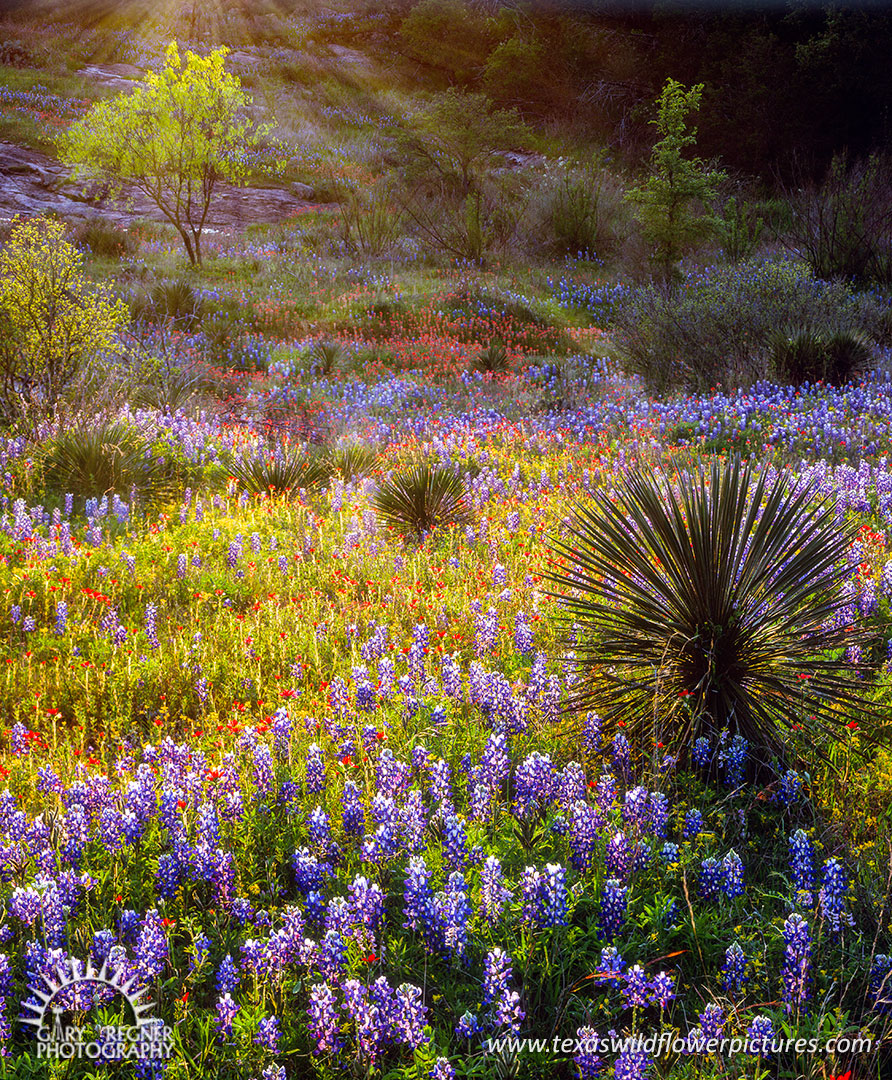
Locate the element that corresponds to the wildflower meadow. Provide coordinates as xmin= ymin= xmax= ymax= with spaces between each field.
xmin=1 ymin=5 xmax=892 ymax=1080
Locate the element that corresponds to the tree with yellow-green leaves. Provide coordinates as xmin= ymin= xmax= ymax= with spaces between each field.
xmin=59 ymin=42 xmax=284 ymax=266
xmin=0 ymin=216 xmax=128 ymax=422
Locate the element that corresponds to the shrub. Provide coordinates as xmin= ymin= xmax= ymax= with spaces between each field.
xmin=613 ymin=257 xmax=886 ymax=392
xmin=336 ymin=182 xmax=403 ymax=257
xmin=228 ymin=448 xmax=330 ymax=496
xmin=44 ymin=421 xmax=176 ymax=500
xmin=547 ymin=457 xmax=872 ymax=767
xmin=0 ymin=216 xmax=127 ymax=422
xmin=530 ymin=162 xmax=627 ymax=259
xmin=783 ymin=152 xmax=892 ymax=285
xmin=770 ymin=326 xmax=873 ymax=386
xmin=717 ymin=196 xmax=764 ymax=263
xmin=373 ymin=465 xmax=471 ymax=538
xmin=72 ymin=218 xmax=138 ymax=258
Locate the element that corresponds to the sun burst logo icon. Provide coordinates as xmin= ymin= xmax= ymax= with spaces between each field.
xmin=20 ymin=955 xmax=155 ymax=1043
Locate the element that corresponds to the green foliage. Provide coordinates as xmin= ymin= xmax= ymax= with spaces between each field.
xmin=0 ymin=216 xmax=127 ymax=423
xmin=548 ymin=166 xmax=609 ymax=258
xmin=613 ymin=258 xmax=885 ymax=393
xmin=482 ymin=34 xmax=545 ymax=105
xmin=72 ymin=218 xmax=138 ymax=259
xmin=625 ymin=79 xmax=727 ymax=279
xmin=770 ymin=326 xmax=873 ymax=386
xmin=44 ymin=421 xmax=177 ymax=500
xmin=335 ymin=181 xmax=403 ymax=257
xmin=399 ymin=0 xmax=497 ymax=83
xmin=547 ymin=457 xmax=873 ymax=765
xmin=228 ymin=448 xmax=330 ymax=497
xmin=59 ymin=42 xmax=285 ymax=266
xmin=400 ymin=89 xmax=529 ymax=198
xmin=717 ymin=195 xmax=764 ymax=263
xmin=373 ymin=464 xmax=471 ymax=538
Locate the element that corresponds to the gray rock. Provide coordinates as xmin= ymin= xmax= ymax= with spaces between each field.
xmin=290 ymin=181 xmax=315 ymax=199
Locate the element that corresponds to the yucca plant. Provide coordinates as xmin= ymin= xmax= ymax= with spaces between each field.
xmin=472 ymin=339 xmax=509 ymax=375
xmin=373 ymin=464 xmax=471 ymax=538
xmin=228 ymin=447 xmax=330 ymax=496
xmin=309 ymin=341 xmax=343 ymax=377
xmin=547 ymin=458 xmax=876 ymax=767
xmin=44 ymin=422 xmax=175 ymax=500
xmin=328 ymin=444 xmax=380 ymax=482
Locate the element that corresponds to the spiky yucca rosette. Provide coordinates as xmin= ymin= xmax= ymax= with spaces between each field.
xmin=547 ymin=457 xmax=880 ymax=768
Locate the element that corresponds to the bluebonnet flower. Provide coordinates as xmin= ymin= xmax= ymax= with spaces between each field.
xmin=215 ymin=993 xmax=239 ymax=1040
xmin=455 ymin=1011 xmax=482 ymax=1040
xmin=430 ymin=1057 xmax=455 ymax=1080
xmin=305 ymin=744 xmax=326 ymax=794
xmin=55 ymin=601 xmax=67 ymax=635
xmin=622 ymin=965 xmax=651 ymax=1008
xmin=776 ymin=769 xmax=803 ymax=808
xmin=216 ymin=954 xmax=240 ymax=995
xmin=439 ymin=871 xmax=472 ymax=959
xmin=682 ymin=808 xmax=703 ymax=840
xmin=442 ymin=815 xmax=469 ymax=870
xmin=307 ymin=981 xmax=342 ymax=1054
xmin=649 ymin=792 xmax=669 ymax=838
xmin=574 ymin=1026 xmax=603 ymax=1078
xmin=606 ymin=831 xmax=633 ymax=880
xmin=650 ymin=970 xmax=676 ymax=1009
xmin=789 ymin=829 xmax=815 ymax=905
xmin=721 ymin=734 xmax=747 ymax=787
xmin=594 ymin=772 xmax=617 ymax=811
xmin=699 ymin=1003 xmax=725 ymax=1040
xmin=868 ymin=954 xmax=892 ymax=1011
xmin=341 ymin=781 xmax=365 ymax=838
xmin=660 ymin=842 xmax=680 ymax=865
xmin=307 ymin=806 xmax=331 ymax=848
xmin=781 ymin=912 xmax=812 ymax=1011
xmin=692 ymin=737 xmax=711 ymax=769
xmin=144 ymin=603 xmax=160 ymax=650
xmin=319 ymin=930 xmax=347 ymax=980
xmin=699 ymin=858 xmax=722 ymax=900
xmin=595 ymin=946 xmax=625 ymax=988
xmin=515 ymin=752 xmax=555 ymax=816
xmin=818 ymin=857 xmax=854 ymax=935
xmin=721 ymin=850 xmax=744 ymax=899
xmin=479 ymin=731 xmax=509 ymax=789
xmin=612 ymin=732 xmax=631 ymax=779
xmin=538 ymin=864 xmax=569 ymax=926
xmin=598 ymin=879 xmax=627 ymax=940
xmin=349 ymin=876 xmax=384 ymax=946
xmin=254 ymin=1016 xmax=281 ymax=1052
xmin=614 ymin=1047 xmax=651 ymax=1079
xmin=480 ymin=855 xmax=512 ymax=924
xmin=569 ymin=802 xmax=602 ymax=871
xmin=483 ymin=948 xmax=524 ymax=1033
xmin=514 ymin=611 xmax=533 ymax=654
xmin=394 ymin=983 xmax=428 ymax=1048
xmin=721 ymin=942 xmax=748 ymax=995
xmin=271 ymin=708 xmax=292 ymax=760
xmin=746 ymin=1015 xmax=776 ymax=1055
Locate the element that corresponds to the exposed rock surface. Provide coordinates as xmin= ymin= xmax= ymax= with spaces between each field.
xmin=0 ymin=142 xmax=327 ymax=228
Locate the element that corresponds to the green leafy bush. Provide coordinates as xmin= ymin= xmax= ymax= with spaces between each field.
xmin=547 ymin=457 xmax=872 ymax=767
xmin=613 ymin=258 xmax=887 ymax=392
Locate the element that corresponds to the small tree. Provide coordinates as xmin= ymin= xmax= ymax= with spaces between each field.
xmin=59 ymin=42 xmax=283 ymax=266
xmin=625 ymin=78 xmax=726 ymax=280
xmin=0 ymin=217 xmax=127 ymax=422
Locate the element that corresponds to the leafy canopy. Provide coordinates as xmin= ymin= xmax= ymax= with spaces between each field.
xmin=625 ymin=78 xmax=726 ymax=279
xmin=547 ymin=457 xmax=876 ymax=768
xmin=59 ymin=42 xmax=284 ymax=265
xmin=0 ymin=216 xmax=127 ymax=422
